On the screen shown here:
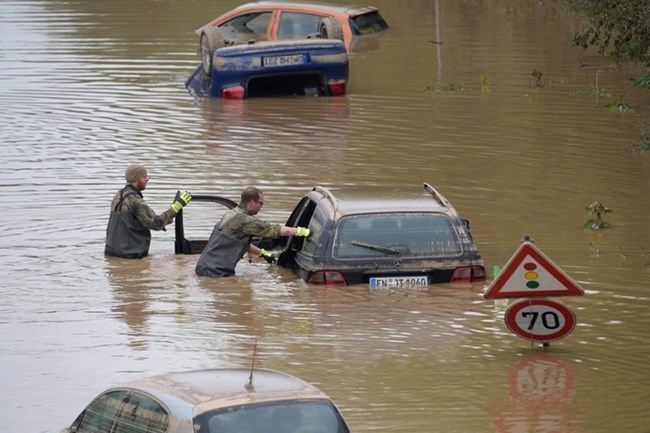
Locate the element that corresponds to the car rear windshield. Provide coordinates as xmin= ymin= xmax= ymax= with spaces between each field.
xmin=349 ymin=11 xmax=389 ymax=35
xmin=194 ymin=400 xmax=349 ymax=433
xmin=334 ymin=213 xmax=462 ymax=258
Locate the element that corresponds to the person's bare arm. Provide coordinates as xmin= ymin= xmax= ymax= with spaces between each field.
xmin=249 ymin=244 xmax=262 ymax=256
xmin=279 ymin=226 xmax=299 ymax=236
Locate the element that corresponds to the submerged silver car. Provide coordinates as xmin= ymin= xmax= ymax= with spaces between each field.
xmin=48 ymin=368 xmax=350 ymax=433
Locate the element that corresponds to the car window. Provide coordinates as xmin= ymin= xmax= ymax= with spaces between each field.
xmin=349 ymin=11 xmax=389 ymax=35
xmin=175 ymin=196 xmax=237 ymax=254
xmin=194 ymin=400 xmax=349 ymax=433
xmin=278 ymin=12 xmax=323 ymax=39
xmin=334 ymin=213 xmax=462 ymax=258
xmin=74 ymin=390 xmax=128 ymax=433
xmin=113 ymin=391 xmax=169 ymax=433
xmin=75 ymin=390 xmax=169 ymax=433
xmin=219 ymin=12 xmax=272 ymax=42
xmin=300 ymin=205 xmax=326 ymax=256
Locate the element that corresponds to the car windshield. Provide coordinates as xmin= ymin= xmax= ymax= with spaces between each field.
xmin=334 ymin=213 xmax=462 ymax=258
xmin=349 ymin=11 xmax=389 ymax=35
xmin=194 ymin=400 xmax=349 ymax=433
xmin=219 ymin=12 xmax=272 ymax=42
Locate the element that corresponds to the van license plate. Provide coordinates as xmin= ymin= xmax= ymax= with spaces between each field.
xmin=369 ymin=276 xmax=429 ymax=288
xmin=263 ymin=54 xmax=306 ymax=67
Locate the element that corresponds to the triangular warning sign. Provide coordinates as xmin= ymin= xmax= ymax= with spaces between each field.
xmin=484 ymin=241 xmax=584 ymax=299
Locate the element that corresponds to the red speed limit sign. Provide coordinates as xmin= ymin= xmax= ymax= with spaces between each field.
xmin=505 ymin=299 xmax=576 ymax=342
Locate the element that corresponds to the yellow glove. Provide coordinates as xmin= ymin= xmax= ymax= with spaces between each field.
xmin=259 ymin=249 xmax=277 ymax=264
xmin=295 ymin=227 xmax=310 ymax=237
xmin=171 ymin=190 xmax=192 ymax=213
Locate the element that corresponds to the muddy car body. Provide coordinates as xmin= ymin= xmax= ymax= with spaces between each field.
xmin=196 ymin=1 xmax=389 ymax=52
xmin=46 ymin=368 xmax=350 ymax=433
xmin=186 ymin=1 xmax=388 ymax=98
xmin=271 ymin=183 xmax=486 ymax=286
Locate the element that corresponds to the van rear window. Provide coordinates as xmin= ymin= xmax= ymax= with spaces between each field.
xmin=334 ymin=214 xmax=461 ymax=258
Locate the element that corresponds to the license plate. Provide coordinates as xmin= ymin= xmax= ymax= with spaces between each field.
xmin=262 ymin=54 xmax=306 ymax=67
xmin=369 ymin=276 xmax=429 ymax=288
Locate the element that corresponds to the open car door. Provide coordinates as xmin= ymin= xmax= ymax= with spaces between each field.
xmin=174 ymin=195 xmax=237 ymax=254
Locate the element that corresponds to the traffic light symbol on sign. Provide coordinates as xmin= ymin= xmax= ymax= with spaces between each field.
xmin=524 ymin=262 xmax=539 ymax=289
xmin=484 ymin=242 xmax=584 ymax=299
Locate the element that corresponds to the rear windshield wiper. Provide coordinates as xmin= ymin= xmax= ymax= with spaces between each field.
xmin=350 ymin=240 xmax=400 ymax=255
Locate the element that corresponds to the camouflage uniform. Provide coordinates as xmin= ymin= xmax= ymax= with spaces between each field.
xmin=104 ymin=184 xmax=176 ymax=259
xmin=195 ymin=206 xmax=281 ymax=278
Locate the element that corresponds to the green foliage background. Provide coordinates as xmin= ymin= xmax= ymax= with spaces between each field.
xmin=562 ymin=0 xmax=650 ymax=69
xmin=561 ymin=0 xmax=650 ymax=150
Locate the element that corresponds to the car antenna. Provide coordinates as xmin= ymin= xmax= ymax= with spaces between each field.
xmin=246 ymin=338 xmax=258 ymax=390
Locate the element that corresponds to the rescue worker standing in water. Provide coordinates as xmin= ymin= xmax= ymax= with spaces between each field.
xmin=105 ymin=164 xmax=192 ymax=259
xmin=195 ymin=186 xmax=310 ymax=278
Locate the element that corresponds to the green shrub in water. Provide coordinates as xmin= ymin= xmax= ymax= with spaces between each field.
xmin=584 ymin=201 xmax=612 ymax=230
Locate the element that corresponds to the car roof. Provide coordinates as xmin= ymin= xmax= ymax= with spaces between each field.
xmin=308 ymin=184 xmax=458 ymax=216
xmin=123 ymin=368 xmax=332 ymax=414
xmin=232 ymin=1 xmax=379 ymax=17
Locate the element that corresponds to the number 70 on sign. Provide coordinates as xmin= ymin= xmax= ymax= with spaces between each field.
xmin=505 ymin=299 xmax=577 ymax=342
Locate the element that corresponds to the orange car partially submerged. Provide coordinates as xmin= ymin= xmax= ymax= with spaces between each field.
xmin=196 ymin=1 xmax=389 ymax=53
xmin=188 ymin=2 xmax=388 ymax=98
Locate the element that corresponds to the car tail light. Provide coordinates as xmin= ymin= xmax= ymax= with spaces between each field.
xmin=451 ymin=266 xmax=486 ymax=283
xmin=327 ymin=79 xmax=346 ymax=96
xmin=221 ymin=85 xmax=245 ymax=99
xmin=307 ymin=271 xmax=348 ymax=286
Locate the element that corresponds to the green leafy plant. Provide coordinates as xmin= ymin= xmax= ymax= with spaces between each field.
xmin=569 ymin=87 xmax=611 ymax=97
xmin=550 ymin=76 xmax=570 ymax=84
xmin=631 ymin=73 xmax=650 ymax=90
xmin=584 ymin=201 xmax=613 ymax=230
xmin=566 ymin=0 xmax=650 ymax=66
xmin=424 ymin=83 xmax=471 ymax=93
xmin=480 ymin=74 xmax=492 ymax=92
xmin=605 ymin=96 xmax=633 ymax=112
xmin=531 ymin=69 xmax=545 ymax=88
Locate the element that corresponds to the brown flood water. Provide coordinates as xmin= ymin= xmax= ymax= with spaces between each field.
xmin=1 ymin=0 xmax=649 ymax=432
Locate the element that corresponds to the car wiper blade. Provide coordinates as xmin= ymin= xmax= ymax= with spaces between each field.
xmin=351 ymin=240 xmax=400 ymax=255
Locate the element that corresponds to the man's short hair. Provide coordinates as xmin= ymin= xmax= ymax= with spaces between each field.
xmin=240 ymin=187 xmax=262 ymax=206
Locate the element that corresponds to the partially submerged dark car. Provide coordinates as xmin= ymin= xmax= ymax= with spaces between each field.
xmin=176 ymin=183 xmax=485 ymax=287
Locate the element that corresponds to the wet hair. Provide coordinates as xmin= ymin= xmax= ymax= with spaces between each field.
xmin=240 ymin=187 xmax=262 ymax=207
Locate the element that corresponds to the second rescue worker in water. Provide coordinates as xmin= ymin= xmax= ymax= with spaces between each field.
xmin=104 ymin=164 xmax=192 ymax=259
xmin=195 ymin=186 xmax=310 ymax=278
